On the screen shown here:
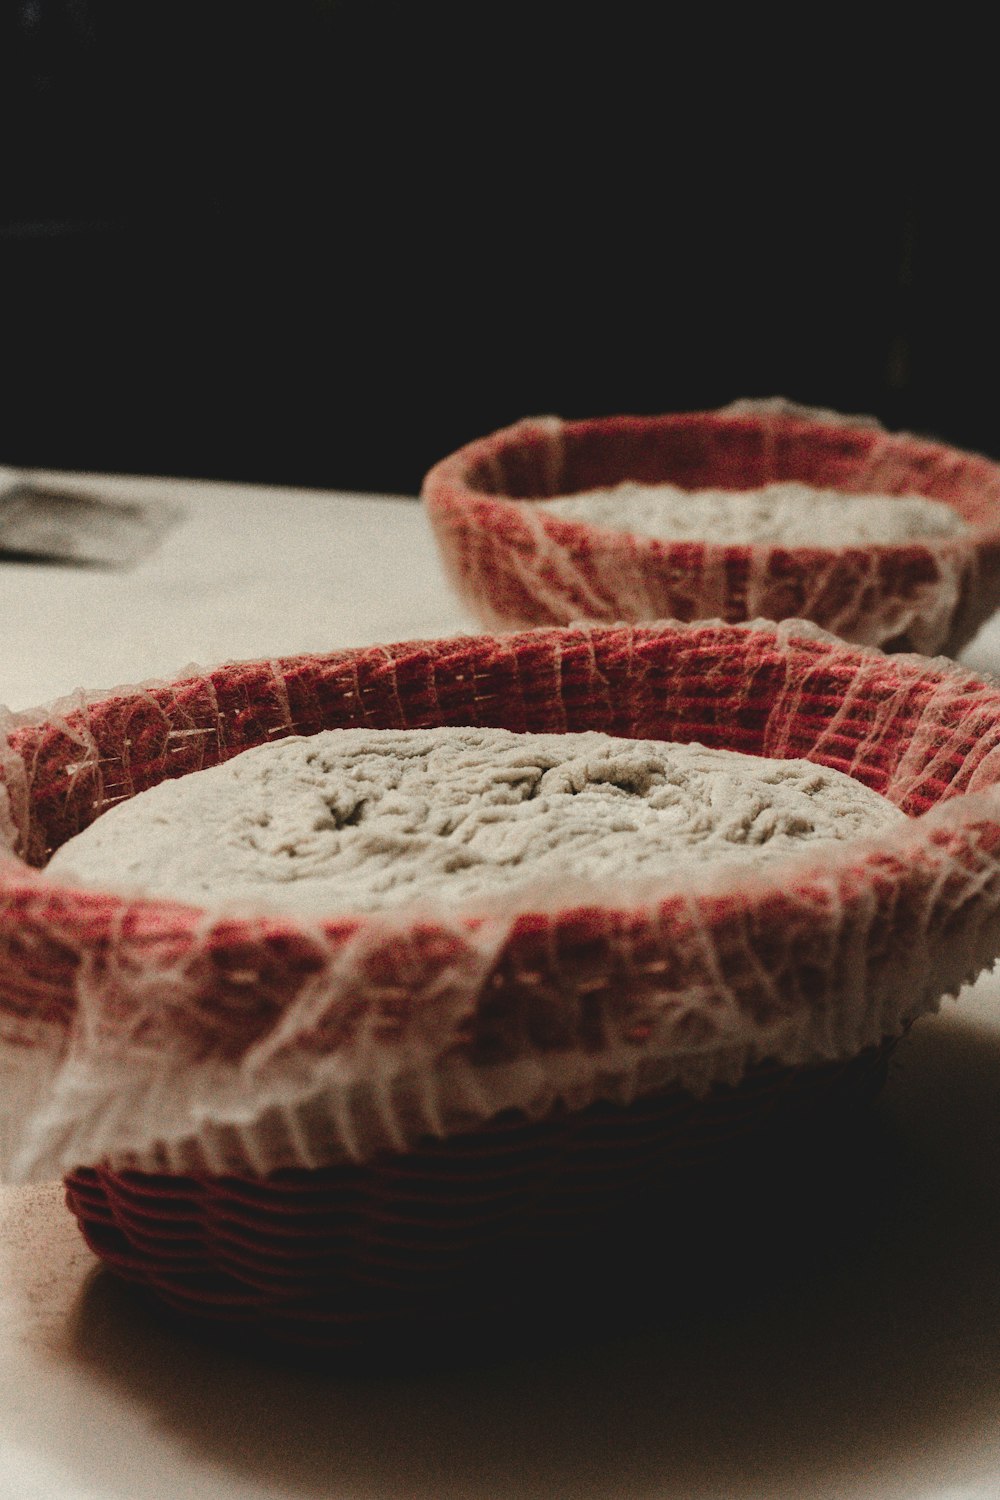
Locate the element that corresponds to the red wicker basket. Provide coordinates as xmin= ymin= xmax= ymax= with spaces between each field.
xmin=421 ymin=406 xmax=1000 ymax=654
xmin=61 ymin=1043 xmax=894 ymax=1351
xmin=4 ymin=620 xmax=1000 ymax=1349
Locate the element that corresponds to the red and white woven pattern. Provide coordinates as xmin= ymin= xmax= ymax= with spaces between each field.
xmin=5 ymin=619 xmax=1000 ymax=1342
xmin=3 ymin=620 xmax=1000 ymax=1193
xmin=60 ymin=1041 xmax=891 ymax=1348
xmin=421 ymin=407 xmax=1000 ymax=653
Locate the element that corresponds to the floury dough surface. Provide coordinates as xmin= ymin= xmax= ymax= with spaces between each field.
xmin=46 ymin=727 xmax=908 ymax=915
xmin=534 ymin=479 xmax=968 ymax=547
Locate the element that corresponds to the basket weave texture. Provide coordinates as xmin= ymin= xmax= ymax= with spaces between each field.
xmin=62 ymin=1041 xmax=892 ymax=1348
xmin=421 ymin=408 xmax=1000 ymax=653
xmin=4 ymin=620 xmax=1000 ymax=1341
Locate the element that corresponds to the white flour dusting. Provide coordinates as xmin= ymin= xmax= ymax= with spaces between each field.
xmin=46 ymin=728 xmax=906 ymax=915
xmin=535 ymin=480 xmax=967 ymax=546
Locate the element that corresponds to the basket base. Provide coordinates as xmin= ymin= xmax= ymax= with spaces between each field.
xmin=64 ymin=1041 xmax=896 ymax=1354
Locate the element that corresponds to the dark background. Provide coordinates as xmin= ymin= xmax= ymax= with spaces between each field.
xmin=2 ymin=4 xmax=995 ymax=496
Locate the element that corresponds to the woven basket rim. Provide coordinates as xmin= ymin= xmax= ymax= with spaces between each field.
xmin=421 ymin=408 xmax=1000 ymax=554
xmin=3 ymin=617 xmax=1000 ymax=954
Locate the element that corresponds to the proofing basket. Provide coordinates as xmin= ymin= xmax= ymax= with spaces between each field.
xmin=4 ymin=620 xmax=1000 ymax=1349
xmin=421 ymin=407 xmax=1000 ymax=655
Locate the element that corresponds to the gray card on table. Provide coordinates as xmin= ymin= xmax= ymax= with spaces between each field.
xmin=0 ymin=470 xmax=183 ymax=568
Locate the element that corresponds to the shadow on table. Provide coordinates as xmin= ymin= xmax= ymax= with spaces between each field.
xmin=60 ymin=1013 xmax=1000 ymax=1500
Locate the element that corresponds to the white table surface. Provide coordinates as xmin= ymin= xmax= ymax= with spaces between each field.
xmin=5 ymin=473 xmax=1000 ymax=1500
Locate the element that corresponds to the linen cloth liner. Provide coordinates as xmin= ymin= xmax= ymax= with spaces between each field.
xmin=3 ymin=618 xmax=1000 ymax=1184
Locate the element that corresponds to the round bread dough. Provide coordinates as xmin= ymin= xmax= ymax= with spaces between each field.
xmin=535 ymin=479 xmax=967 ymax=547
xmin=46 ymin=727 xmax=907 ymax=914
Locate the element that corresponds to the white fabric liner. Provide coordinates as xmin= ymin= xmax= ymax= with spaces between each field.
xmin=3 ymin=618 xmax=1000 ymax=1185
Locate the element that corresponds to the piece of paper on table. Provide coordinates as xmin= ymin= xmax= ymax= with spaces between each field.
xmin=0 ymin=467 xmax=183 ymax=567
